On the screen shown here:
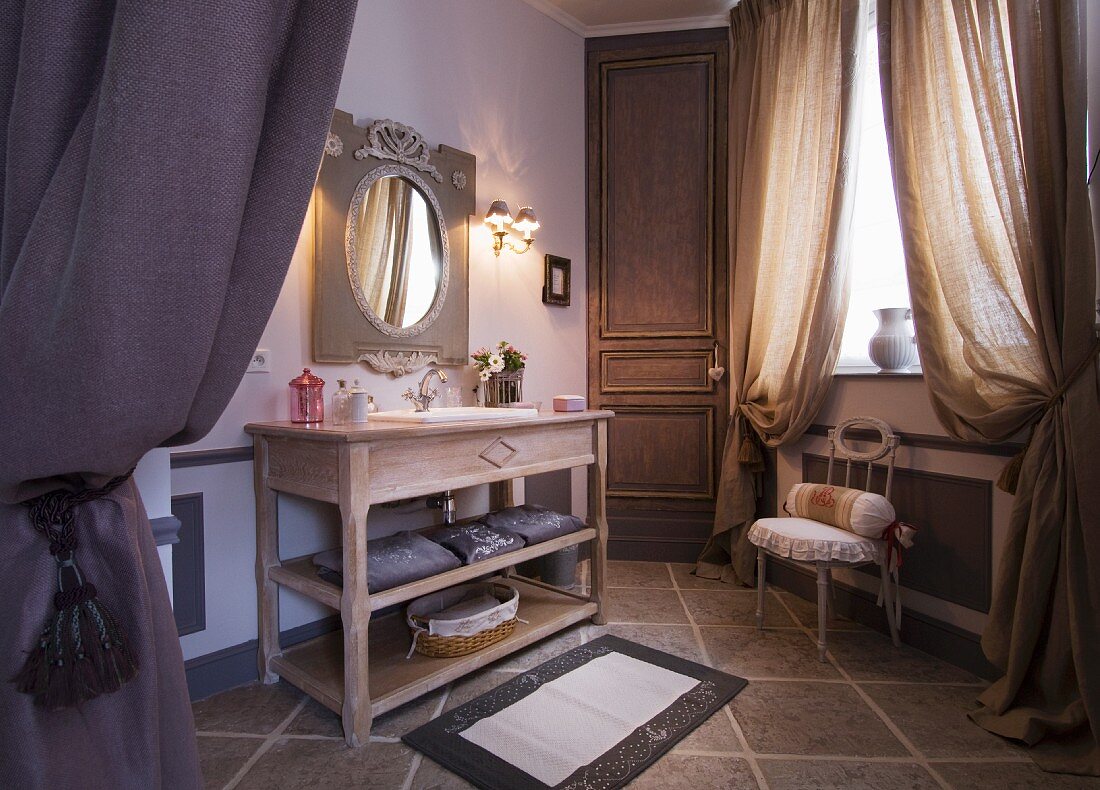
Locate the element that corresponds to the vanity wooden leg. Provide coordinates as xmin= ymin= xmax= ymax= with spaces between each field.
xmin=254 ymin=436 xmax=280 ymax=684
xmin=489 ymin=479 xmax=516 ymax=511
xmin=339 ymin=443 xmax=373 ymax=747
xmin=588 ymin=421 xmax=610 ymax=626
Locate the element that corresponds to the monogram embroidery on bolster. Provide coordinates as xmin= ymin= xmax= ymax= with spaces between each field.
xmin=809 ymin=486 xmax=837 ymax=508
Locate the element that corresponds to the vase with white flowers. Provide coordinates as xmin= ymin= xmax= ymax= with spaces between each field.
xmin=471 ymin=341 xmax=527 ymax=406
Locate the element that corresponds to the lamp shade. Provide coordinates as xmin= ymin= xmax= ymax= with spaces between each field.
xmin=512 ymin=206 xmax=540 ymax=233
xmin=484 ymin=199 xmax=512 ymax=227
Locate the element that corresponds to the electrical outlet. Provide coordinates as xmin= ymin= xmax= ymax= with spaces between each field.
xmin=248 ymin=349 xmax=271 ymax=373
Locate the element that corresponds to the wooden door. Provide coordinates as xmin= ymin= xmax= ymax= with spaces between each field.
xmin=586 ymin=32 xmax=729 ymax=562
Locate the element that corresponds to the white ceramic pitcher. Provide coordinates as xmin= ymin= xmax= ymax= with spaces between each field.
xmin=868 ymin=307 xmax=917 ymax=373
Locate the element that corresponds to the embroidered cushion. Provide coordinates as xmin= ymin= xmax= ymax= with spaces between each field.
xmin=784 ymin=483 xmax=895 ymax=539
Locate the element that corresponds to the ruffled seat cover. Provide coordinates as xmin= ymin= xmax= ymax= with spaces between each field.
xmin=749 ymin=517 xmax=882 ymax=564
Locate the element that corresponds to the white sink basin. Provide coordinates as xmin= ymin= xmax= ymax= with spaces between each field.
xmin=368 ymin=406 xmax=539 ymax=424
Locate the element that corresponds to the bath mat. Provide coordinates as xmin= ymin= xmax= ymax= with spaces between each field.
xmin=402 ymin=635 xmax=747 ymax=790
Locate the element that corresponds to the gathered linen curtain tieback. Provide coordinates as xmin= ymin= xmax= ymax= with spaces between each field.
xmin=13 ymin=472 xmax=139 ymax=709
xmin=997 ymin=339 xmax=1100 ymax=495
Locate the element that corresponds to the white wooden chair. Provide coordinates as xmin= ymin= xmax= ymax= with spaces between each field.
xmin=750 ymin=417 xmax=902 ymax=661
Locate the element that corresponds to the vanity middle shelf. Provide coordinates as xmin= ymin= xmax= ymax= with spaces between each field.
xmin=270 ymin=525 xmax=597 ymax=612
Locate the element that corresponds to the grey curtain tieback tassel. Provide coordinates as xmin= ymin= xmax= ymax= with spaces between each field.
xmin=12 ymin=471 xmax=139 ymax=709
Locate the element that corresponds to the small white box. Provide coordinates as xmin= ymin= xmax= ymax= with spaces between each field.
xmin=553 ymin=395 xmax=586 ymax=412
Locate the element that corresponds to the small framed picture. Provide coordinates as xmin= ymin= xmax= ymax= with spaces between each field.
xmin=543 ymin=254 xmax=570 ymax=306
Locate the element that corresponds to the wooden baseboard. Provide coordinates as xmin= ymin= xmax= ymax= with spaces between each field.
xmin=767 ymin=559 xmax=997 ymax=680
xmin=608 ymin=535 xmax=704 ymax=563
xmin=185 ymin=616 xmax=341 ymax=701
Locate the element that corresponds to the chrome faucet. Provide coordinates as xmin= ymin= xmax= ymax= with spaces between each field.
xmin=403 ymin=367 xmax=448 ymax=412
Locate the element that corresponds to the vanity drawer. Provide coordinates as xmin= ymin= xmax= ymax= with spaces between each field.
xmin=264 ymin=437 xmax=340 ymax=502
xmin=367 ymin=422 xmax=594 ymax=503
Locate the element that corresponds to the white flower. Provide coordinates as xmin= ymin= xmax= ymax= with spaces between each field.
xmin=478 ymin=369 xmax=491 ymax=381
xmin=487 ymin=354 xmax=505 ymax=373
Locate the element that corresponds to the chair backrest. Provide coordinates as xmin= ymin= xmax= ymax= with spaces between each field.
xmin=825 ymin=417 xmax=901 ymax=501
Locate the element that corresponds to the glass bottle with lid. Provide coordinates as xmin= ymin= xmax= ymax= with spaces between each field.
xmin=349 ymin=379 xmax=372 ymax=422
xmin=288 ymin=368 xmax=325 ymax=423
xmin=331 ymin=379 xmax=351 ymax=425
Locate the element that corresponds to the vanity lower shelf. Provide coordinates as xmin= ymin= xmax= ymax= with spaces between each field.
xmin=270 ymin=526 xmax=598 ymax=612
xmin=270 ymin=576 xmax=598 ymax=718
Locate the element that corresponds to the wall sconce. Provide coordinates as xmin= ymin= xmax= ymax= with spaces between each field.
xmin=484 ymin=199 xmax=540 ymax=256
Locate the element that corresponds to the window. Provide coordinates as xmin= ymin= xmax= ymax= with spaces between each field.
xmin=837 ymin=17 xmax=914 ymax=369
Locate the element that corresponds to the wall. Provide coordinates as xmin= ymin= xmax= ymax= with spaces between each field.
xmin=133 ymin=448 xmax=173 ymax=601
xmin=172 ymin=0 xmax=587 ymax=661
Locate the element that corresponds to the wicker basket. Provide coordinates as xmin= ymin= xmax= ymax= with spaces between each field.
xmin=407 ymin=582 xmax=519 ymax=659
xmin=484 ymin=369 xmax=524 ymax=407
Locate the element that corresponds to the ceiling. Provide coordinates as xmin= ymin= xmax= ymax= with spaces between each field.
xmin=522 ymin=0 xmax=737 ymax=37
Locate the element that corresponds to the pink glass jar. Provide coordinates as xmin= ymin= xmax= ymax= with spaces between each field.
xmin=289 ymin=368 xmax=325 ymax=423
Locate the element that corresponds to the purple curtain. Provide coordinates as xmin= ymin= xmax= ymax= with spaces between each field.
xmin=0 ymin=2 xmax=356 ymax=786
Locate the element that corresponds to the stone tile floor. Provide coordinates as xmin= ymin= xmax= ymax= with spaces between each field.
xmin=193 ymin=561 xmax=1097 ymax=789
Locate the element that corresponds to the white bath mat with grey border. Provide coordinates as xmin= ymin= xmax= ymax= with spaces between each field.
xmin=402 ymin=635 xmax=748 ymax=790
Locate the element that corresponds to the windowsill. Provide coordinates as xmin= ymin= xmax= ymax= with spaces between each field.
xmin=833 ymin=365 xmax=923 ymax=378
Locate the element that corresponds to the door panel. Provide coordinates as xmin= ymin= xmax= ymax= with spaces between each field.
xmin=603 ymin=61 xmax=712 ymax=337
xmin=600 ymin=351 xmax=713 ymax=393
xmin=587 ymin=33 xmax=729 ymax=562
xmin=606 ymin=407 xmax=714 ymax=499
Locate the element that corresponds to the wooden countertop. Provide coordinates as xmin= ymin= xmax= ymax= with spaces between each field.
xmin=245 ymin=409 xmax=614 ymax=442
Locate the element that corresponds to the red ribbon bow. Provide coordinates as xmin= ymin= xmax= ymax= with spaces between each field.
xmin=882 ymin=521 xmax=916 ymax=570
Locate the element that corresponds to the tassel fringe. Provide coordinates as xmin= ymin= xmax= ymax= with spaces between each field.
xmin=13 ymin=582 xmax=138 ymax=709
xmin=996 ymin=450 xmax=1024 ymax=495
xmin=738 ymin=431 xmax=766 ymax=473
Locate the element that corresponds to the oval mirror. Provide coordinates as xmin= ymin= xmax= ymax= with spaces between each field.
xmin=347 ymin=171 xmax=448 ymax=335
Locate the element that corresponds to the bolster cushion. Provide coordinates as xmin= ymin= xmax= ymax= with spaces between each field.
xmin=784 ymin=483 xmax=895 ymax=539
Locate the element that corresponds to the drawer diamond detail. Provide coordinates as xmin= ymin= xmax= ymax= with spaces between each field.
xmin=479 ymin=437 xmax=518 ymax=468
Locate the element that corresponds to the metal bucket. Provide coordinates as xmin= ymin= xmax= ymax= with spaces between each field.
xmin=539 ymin=544 xmax=579 ymax=589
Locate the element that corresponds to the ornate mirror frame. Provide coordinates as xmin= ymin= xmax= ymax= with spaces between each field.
xmin=313 ymin=110 xmax=475 ymax=375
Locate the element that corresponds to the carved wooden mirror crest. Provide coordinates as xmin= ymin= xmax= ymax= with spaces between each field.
xmin=313 ymin=111 xmax=475 ymax=376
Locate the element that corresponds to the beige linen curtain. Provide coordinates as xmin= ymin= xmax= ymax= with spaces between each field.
xmin=696 ymin=0 xmax=866 ymax=584
xmin=879 ymin=0 xmax=1100 ymax=774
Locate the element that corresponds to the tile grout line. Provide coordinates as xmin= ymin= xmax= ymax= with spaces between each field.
xmin=222 ymin=695 xmax=309 ymax=790
xmin=401 ymin=679 xmax=454 ymax=790
xmin=672 ymin=748 xmax=746 ymax=758
xmin=666 ymin=563 xmax=771 ymax=790
xmin=768 ymin=590 xmax=953 ymax=790
xmin=618 ymin=619 xmax=803 ymax=629
xmin=195 ymin=730 xmax=345 ymax=742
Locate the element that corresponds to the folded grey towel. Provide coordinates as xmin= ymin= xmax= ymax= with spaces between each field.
xmin=479 ymin=504 xmax=585 ymax=545
xmin=424 ymin=522 xmax=525 ymax=564
xmin=313 ymin=531 xmax=462 ymax=592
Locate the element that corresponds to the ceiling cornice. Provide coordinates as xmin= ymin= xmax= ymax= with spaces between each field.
xmin=583 ymin=14 xmax=729 ymax=37
xmin=520 ymin=0 xmax=588 ymax=36
xmin=520 ymin=0 xmax=729 ymax=38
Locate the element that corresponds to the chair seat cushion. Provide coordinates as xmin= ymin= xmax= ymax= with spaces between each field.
xmin=749 ymin=517 xmax=882 ymax=564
